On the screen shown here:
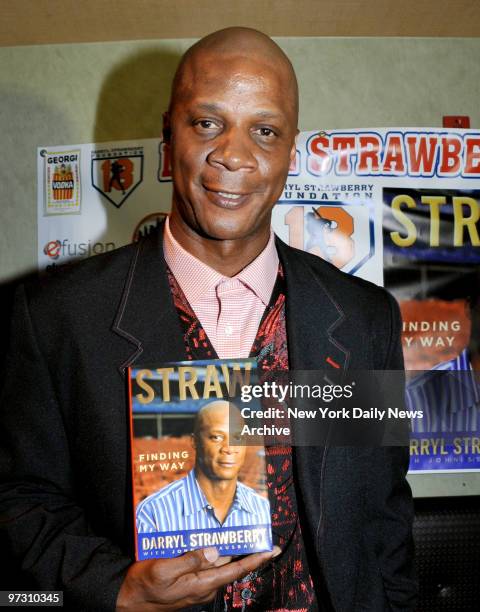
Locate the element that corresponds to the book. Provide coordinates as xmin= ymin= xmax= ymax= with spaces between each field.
xmin=128 ymin=358 xmax=272 ymax=560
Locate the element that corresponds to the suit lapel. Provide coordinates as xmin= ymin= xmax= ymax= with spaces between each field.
xmin=276 ymin=238 xmax=349 ymax=371
xmin=277 ymin=239 xmax=362 ymax=609
xmin=111 ymin=223 xmax=186 ymax=374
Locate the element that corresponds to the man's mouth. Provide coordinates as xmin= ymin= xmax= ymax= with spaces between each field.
xmin=203 ymin=186 xmax=251 ymax=208
xmin=217 ymin=192 xmax=242 ymax=200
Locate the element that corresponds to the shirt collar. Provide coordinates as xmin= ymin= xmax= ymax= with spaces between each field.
xmin=183 ymin=469 xmax=256 ymax=517
xmin=233 ymin=481 xmax=258 ymax=514
xmin=182 ymin=469 xmax=208 ymax=517
xmin=163 ymin=216 xmax=278 ymax=306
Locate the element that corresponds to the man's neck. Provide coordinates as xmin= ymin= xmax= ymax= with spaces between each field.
xmin=196 ymin=471 xmax=237 ymax=524
xmin=168 ymin=214 xmax=271 ymax=277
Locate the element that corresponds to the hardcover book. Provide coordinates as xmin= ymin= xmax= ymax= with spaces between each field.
xmin=128 ymin=358 xmax=272 ymax=560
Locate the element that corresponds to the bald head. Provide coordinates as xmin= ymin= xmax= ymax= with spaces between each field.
xmin=169 ymin=27 xmax=298 ymax=123
xmin=165 ymin=27 xmax=299 ymax=260
xmin=194 ymin=400 xmax=243 ymax=437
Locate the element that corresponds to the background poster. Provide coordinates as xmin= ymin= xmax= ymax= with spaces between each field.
xmin=37 ymin=128 xmax=480 ymax=472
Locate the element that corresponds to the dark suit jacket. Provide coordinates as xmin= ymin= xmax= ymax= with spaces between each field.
xmin=0 ymin=227 xmax=416 ymax=611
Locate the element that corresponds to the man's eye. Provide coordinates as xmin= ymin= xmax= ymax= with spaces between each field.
xmin=210 ymin=434 xmax=223 ymax=442
xmin=194 ymin=120 xmax=217 ymax=130
xmin=255 ymin=127 xmax=276 ymax=138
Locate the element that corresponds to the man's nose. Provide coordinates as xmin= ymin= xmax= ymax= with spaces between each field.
xmin=220 ymin=439 xmax=237 ymax=453
xmin=207 ymin=128 xmax=257 ymax=172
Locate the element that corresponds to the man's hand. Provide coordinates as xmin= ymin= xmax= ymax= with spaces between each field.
xmin=116 ymin=546 xmax=280 ymax=611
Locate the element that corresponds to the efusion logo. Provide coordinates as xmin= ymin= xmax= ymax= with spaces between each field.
xmin=43 ymin=239 xmax=116 ymax=260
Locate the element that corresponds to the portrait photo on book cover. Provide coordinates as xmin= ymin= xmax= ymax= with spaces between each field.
xmin=384 ymin=208 xmax=480 ymax=471
xmin=129 ymin=359 xmax=272 ymax=559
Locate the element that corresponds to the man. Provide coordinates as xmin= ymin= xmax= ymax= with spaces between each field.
xmin=136 ymin=401 xmax=271 ymax=533
xmin=0 ymin=27 xmax=416 ymax=611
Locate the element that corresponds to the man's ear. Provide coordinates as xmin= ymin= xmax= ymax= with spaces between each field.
xmin=162 ymin=111 xmax=171 ymax=143
xmin=289 ymin=129 xmax=299 ymax=165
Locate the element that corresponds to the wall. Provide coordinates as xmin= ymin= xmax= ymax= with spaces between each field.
xmin=1 ymin=37 xmax=480 ymax=281
xmin=1 ymin=36 xmax=479 ymax=496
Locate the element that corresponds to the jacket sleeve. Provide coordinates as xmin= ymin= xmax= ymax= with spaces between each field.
xmin=367 ymin=292 xmax=418 ymax=611
xmin=0 ymin=284 xmax=131 ymax=611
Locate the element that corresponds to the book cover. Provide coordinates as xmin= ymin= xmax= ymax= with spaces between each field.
xmin=128 ymin=358 xmax=272 ymax=560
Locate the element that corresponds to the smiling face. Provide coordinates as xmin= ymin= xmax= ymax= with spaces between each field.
xmin=167 ymin=49 xmax=298 ymax=246
xmin=193 ymin=401 xmax=246 ymax=482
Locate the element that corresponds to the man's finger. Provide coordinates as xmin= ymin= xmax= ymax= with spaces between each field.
xmin=214 ymin=555 xmax=232 ymax=567
xmin=166 ymin=547 xmax=219 ymax=579
xmin=199 ymin=589 xmax=218 ymax=604
xmin=191 ymin=549 xmax=277 ymax=591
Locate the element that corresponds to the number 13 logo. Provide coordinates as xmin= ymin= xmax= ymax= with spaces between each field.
xmin=284 ymin=205 xmax=355 ymax=269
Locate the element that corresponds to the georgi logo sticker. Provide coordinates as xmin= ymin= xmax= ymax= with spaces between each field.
xmin=91 ymin=147 xmax=144 ymax=208
xmin=43 ymin=150 xmax=81 ymax=215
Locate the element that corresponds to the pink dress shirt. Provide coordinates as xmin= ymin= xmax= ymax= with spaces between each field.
xmin=163 ymin=217 xmax=279 ymax=359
